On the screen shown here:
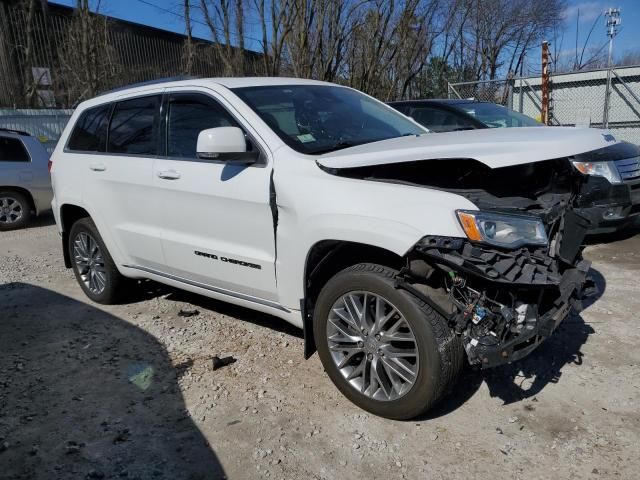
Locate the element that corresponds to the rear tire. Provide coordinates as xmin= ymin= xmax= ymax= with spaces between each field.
xmin=69 ymin=217 xmax=125 ymax=304
xmin=0 ymin=190 xmax=31 ymax=231
xmin=313 ymin=263 xmax=464 ymax=420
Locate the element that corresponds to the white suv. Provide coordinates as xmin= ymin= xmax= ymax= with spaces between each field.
xmin=51 ymin=77 xmax=611 ymax=419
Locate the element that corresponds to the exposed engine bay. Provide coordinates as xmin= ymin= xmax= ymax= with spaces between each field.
xmin=327 ymin=157 xmax=594 ymax=367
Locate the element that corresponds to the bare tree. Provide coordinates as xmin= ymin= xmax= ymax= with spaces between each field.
xmin=280 ymin=0 xmax=366 ymax=81
xmin=18 ymin=0 xmax=40 ymax=106
xmin=181 ymin=0 xmax=196 ymax=74
xmin=176 ymin=0 xmax=568 ymax=98
xmin=200 ymin=0 xmax=246 ymax=75
xmin=254 ymin=0 xmax=297 ymax=76
xmin=389 ymin=0 xmax=441 ymax=99
xmin=56 ymin=0 xmax=119 ymax=105
xmin=459 ymin=0 xmax=564 ymax=81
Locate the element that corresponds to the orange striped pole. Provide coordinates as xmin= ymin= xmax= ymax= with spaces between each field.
xmin=541 ymin=41 xmax=550 ymax=125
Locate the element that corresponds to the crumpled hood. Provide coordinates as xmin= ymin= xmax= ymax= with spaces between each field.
xmin=316 ymin=126 xmax=619 ymax=170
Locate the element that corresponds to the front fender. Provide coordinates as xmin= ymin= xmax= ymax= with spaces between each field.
xmin=275 ymin=209 xmax=470 ymax=310
xmin=272 ymin=152 xmax=478 ymax=309
xmin=302 ymin=213 xmax=429 ymax=256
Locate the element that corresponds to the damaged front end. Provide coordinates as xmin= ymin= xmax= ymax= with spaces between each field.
xmin=399 ymin=233 xmax=591 ymax=368
xmin=336 ymin=157 xmax=595 ymax=368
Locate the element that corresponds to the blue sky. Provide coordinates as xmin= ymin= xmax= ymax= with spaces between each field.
xmin=51 ymin=0 xmax=265 ymax=50
xmin=554 ymin=0 xmax=640 ymax=66
xmin=51 ymin=0 xmax=640 ymax=71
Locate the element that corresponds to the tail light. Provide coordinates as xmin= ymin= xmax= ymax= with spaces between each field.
xmin=48 ymin=160 xmax=52 ymax=172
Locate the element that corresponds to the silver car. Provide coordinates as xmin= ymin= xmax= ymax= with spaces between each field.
xmin=0 ymin=129 xmax=53 ymax=230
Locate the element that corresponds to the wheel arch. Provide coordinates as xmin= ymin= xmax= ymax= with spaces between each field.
xmin=59 ymin=204 xmax=91 ymax=268
xmin=301 ymin=239 xmax=404 ymax=359
xmin=0 ymin=186 xmax=36 ymax=213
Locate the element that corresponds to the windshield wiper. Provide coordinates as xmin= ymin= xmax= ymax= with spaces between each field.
xmin=307 ymin=140 xmax=360 ymax=155
xmin=449 ymin=127 xmax=476 ymax=132
xmin=308 ymin=133 xmax=419 ymax=155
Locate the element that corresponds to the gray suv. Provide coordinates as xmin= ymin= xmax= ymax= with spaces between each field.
xmin=0 ymin=129 xmax=53 ymax=230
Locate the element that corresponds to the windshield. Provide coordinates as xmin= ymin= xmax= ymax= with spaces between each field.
xmin=232 ymin=85 xmax=425 ymax=154
xmin=459 ymin=103 xmax=541 ymax=128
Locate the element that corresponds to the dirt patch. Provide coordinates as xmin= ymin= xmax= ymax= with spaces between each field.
xmin=1 ymin=217 xmax=639 ymax=479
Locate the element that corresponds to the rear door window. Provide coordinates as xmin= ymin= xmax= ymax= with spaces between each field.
xmin=108 ymin=95 xmax=161 ymax=155
xmin=166 ymin=93 xmax=238 ymax=159
xmin=67 ymin=104 xmax=111 ymax=152
xmin=0 ymin=137 xmax=30 ymax=162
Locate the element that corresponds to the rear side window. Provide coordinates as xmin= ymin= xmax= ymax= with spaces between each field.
xmin=108 ymin=95 xmax=160 ymax=155
xmin=67 ymin=104 xmax=111 ymax=152
xmin=167 ymin=93 xmax=237 ymax=159
xmin=0 ymin=137 xmax=30 ymax=162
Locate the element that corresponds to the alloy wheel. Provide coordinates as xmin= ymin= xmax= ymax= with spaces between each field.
xmin=73 ymin=232 xmax=107 ymax=295
xmin=326 ymin=291 xmax=419 ymax=401
xmin=0 ymin=196 xmax=23 ymax=225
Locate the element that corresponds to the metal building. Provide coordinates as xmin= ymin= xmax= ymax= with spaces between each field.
xmin=513 ymin=66 xmax=640 ymax=144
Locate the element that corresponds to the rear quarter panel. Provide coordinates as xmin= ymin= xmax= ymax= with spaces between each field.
xmin=22 ymin=137 xmax=53 ymax=215
xmin=49 ymin=106 xmax=127 ymax=267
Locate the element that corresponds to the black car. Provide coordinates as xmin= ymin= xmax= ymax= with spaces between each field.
xmin=388 ymin=99 xmax=541 ymax=132
xmin=388 ymin=99 xmax=639 ymax=234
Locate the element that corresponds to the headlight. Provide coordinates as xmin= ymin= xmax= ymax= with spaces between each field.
xmin=456 ymin=210 xmax=548 ymax=249
xmin=572 ymin=160 xmax=622 ymax=184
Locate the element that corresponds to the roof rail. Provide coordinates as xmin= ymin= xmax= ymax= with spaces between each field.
xmin=96 ymin=76 xmax=200 ymax=97
xmin=0 ymin=128 xmax=31 ymax=136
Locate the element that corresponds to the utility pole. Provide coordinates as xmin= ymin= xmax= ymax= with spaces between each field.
xmin=541 ymin=41 xmax=550 ymax=125
xmin=603 ymin=8 xmax=621 ymax=128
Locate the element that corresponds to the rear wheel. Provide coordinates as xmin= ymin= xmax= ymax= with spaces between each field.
xmin=313 ymin=263 xmax=463 ymax=419
xmin=69 ymin=217 xmax=125 ymax=304
xmin=0 ymin=191 xmax=31 ymax=231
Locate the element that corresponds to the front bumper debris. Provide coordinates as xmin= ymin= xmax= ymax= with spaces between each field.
xmin=467 ymin=260 xmax=590 ymax=368
xmin=405 ymin=216 xmax=591 ymax=369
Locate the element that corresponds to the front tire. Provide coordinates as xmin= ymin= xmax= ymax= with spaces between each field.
xmin=313 ymin=263 xmax=463 ymax=419
xmin=69 ymin=217 xmax=125 ymax=304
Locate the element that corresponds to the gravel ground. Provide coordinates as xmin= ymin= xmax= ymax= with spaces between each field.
xmin=1 ymin=215 xmax=639 ymax=480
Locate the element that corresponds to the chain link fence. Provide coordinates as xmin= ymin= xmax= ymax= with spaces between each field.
xmin=448 ymin=65 xmax=640 ymax=144
xmin=447 ymin=79 xmax=516 ymax=109
xmin=0 ymin=109 xmax=72 ymax=154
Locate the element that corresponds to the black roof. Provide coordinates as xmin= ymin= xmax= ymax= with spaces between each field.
xmin=0 ymin=128 xmax=30 ymax=137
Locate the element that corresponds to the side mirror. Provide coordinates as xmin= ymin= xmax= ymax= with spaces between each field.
xmin=196 ymin=126 xmax=259 ymax=164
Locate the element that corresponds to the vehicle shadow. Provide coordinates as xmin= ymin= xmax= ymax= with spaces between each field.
xmin=0 ymin=283 xmax=226 ymax=480
xmin=480 ymin=308 xmax=595 ymax=404
xmin=125 ymin=267 xmax=602 ymax=420
xmin=20 ymin=211 xmax=57 ymax=229
xmin=161 ymin=287 xmax=304 ymax=339
xmin=422 ymin=267 xmax=604 ymax=419
xmin=122 ymin=281 xmax=302 ymax=338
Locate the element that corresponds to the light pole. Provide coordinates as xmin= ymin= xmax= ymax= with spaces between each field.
xmin=603 ymin=8 xmax=621 ymax=128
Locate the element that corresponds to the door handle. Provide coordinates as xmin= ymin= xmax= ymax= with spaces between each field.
xmin=89 ymin=163 xmax=106 ymax=172
xmin=157 ymin=170 xmax=181 ymax=180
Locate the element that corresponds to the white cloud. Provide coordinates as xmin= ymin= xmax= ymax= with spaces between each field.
xmin=561 ymin=1 xmax=603 ymax=23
